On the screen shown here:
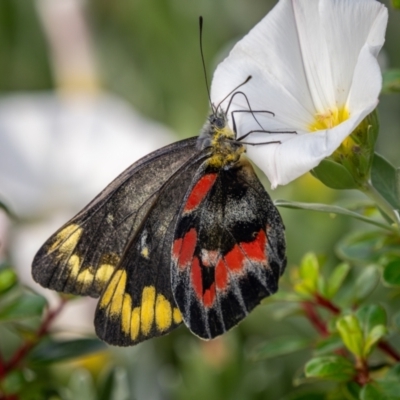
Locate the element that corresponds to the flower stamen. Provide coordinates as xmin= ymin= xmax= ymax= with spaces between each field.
xmin=309 ymin=107 xmax=350 ymax=132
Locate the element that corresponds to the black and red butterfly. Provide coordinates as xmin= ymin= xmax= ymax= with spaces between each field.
xmin=31 ymin=100 xmax=286 ymax=345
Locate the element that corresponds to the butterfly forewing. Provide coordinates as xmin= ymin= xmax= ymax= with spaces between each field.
xmin=94 ymin=151 xmax=209 ymax=345
xmin=171 ymin=159 xmax=286 ymax=340
xmin=32 ymin=138 xmax=199 ymax=298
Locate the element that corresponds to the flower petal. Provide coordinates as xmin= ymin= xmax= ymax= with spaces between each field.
xmin=246 ymin=107 xmax=376 ymax=188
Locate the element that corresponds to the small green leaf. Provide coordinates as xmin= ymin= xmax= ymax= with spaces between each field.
xmin=0 ymin=292 xmax=47 ymax=321
xmin=99 ymin=367 xmax=130 ymax=400
xmin=352 ymin=266 xmax=380 ymax=302
xmin=278 ymin=390 xmax=326 ymax=400
xmin=0 ymin=199 xmax=16 ymax=219
xmin=356 ymin=304 xmax=387 ymax=335
xmin=385 ymin=363 xmax=400 ymax=381
xmin=383 ymin=260 xmax=400 ymax=287
xmin=250 ymin=336 xmax=311 ymax=361
xmin=304 ymin=355 xmax=355 ymax=382
xmin=324 ymin=263 xmax=350 ymax=299
xmin=311 ymin=159 xmax=358 ymax=189
xmin=382 ymin=68 xmax=400 ymax=93
xmin=314 ymin=335 xmax=343 ymax=356
xmin=361 ymin=381 xmax=400 ymax=400
xmin=336 ymin=315 xmax=364 ymax=357
xmin=364 ymin=325 xmax=387 ymax=356
xmin=68 ymin=369 xmax=96 ymax=400
xmin=295 ymin=253 xmax=319 ymax=295
xmin=28 ymin=338 xmax=106 ymax=364
xmin=337 ymin=230 xmax=400 ymax=265
xmin=275 ymin=201 xmax=393 ymax=232
xmin=371 ymin=153 xmax=400 ymax=210
xmin=0 ymin=268 xmax=17 ymax=294
xmin=396 ymin=168 xmax=400 ymax=205
xmin=393 ymin=312 xmax=400 ymax=331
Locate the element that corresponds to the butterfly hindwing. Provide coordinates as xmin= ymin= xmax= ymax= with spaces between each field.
xmin=171 ymin=158 xmax=286 ymax=340
xmin=94 ymin=149 xmax=209 ymax=345
xmin=32 ymin=138 xmax=199 ymax=298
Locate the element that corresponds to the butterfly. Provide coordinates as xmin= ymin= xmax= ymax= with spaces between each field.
xmin=32 ymin=20 xmax=287 ymax=347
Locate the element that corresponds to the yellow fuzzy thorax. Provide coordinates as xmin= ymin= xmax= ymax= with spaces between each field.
xmin=206 ymin=125 xmax=245 ymax=169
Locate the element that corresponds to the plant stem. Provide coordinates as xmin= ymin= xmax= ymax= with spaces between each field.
xmin=302 ymin=302 xmax=329 ymax=337
xmin=363 ymin=180 xmax=399 ymax=227
xmin=2 ymin=298 xmax=67 ymax=374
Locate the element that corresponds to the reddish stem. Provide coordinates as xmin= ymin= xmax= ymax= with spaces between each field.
xmin=302 ymin=302 xmax=329 ymax=337
xmin=1 ymin=298 xmax=67 ymax=375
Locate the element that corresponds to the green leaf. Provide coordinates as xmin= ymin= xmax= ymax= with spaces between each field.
xmin=382 ymin=68 xmax=400 ymax=93
xmin=311 ymin=159 xmax=358 ymax=189
xmin=383 ymin=260 xmax=400 ymax=287
xmin=0 ymin=199 xmax=16 ymax=219
xmin=275 ymin=200 xmax=393 ymax=232
xmin=295 ymin=253 xmax=320 ymax=295
xmin=324 ymin=263 xmax=350 ymax=299
xmin=361 ymin=382 xmax=400 ymax=400
xmin=67 ymin=369 xmax=96 ymax=400
xmin=364 ymin=325 xmax=387 ymax=356
xmin=393 ymin=312 xmax=400 ymax=331
xmin=99 ymin=367 xmax=130 ymax=400
xmin=336 ymin=315 xmax=364 ymax=357
xmin=250 ymin=336 xmax=311 ymax=361
xmin=371 ymin=153 xmax=400 ymax=210
xmin=337 ymin=230 xmax=400 ymax=265
xmin=352 ymin=266 xmax=380 ymax=302
xmin=0 ymin=292 xmax=47 ymax=321
xmin=314 ymin=335 xmax=343 ymax=356
xmin=356 ymin=304 xmax=387 ymax=335
xmin=0 ymin=268 xmax=17 ymax=294
xmin=304 ymin=355 xmax=355 ymax=382
xmin=28 ymin=338 xmax=106 ymax=364
xmin=279 ymin=390 xmax=326 ymax=400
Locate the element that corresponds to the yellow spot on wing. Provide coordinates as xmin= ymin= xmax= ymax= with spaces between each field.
xmin=50 ymin=224 xmax=83 ymax=254
xmin=130 ymin=307 xmax=140 ymax=340
xmin=77 ymin=268 xmax=94 ymax=285
xmin=100 ymin=270 xmax=124 ymax=309
xmin=68 ymin=254 xmax=81 ymax=278
xmin=121 ymin=294 xmax=132 ymax=335
xmin=141 ymin=247 xmax=149 ymax=259
xmin=141 ymin=286 xmax=156 ymax=335
xmin=173 ymin=308 xmax=182 ymax=324
xmin=109 ymin=271 xmax=127 ymax=316
xmin=96 ymin=264 xmax=115 ymax=283
xmin=155 ymin=294 xmax=172 ymax=331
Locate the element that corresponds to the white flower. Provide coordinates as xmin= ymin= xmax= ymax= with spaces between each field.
xmin=211 ymin=0 xmax=388 ymax=188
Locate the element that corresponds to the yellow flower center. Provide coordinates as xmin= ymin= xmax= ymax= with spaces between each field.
xmin=308 ymin=106 xmax=350 ymax=131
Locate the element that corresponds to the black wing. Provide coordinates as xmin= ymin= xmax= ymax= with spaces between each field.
xmin=94 ymin=148 xmax=210 ymax=345
xmin=171 ymin=158 xmax=286 ymax=340
xmin=32 ymin=137 xmax=199 ymax=298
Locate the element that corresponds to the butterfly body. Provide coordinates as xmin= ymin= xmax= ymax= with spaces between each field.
xmin=32 ymin=108 xmax=286 ymax=346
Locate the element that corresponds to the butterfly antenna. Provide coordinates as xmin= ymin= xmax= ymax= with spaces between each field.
xmin=199 ymin=17 xmax=215 ymax=113
xmin=215 ymin=75 xmax=252 ymax=112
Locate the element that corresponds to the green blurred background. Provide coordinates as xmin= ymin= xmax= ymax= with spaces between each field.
xmin=0 ymin=0 xmax=399 ymax=399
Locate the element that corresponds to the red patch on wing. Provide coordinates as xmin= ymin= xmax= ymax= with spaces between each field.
xmin=241 ymin=230 xmax=267 ymax=263
xmin=172 ymin=237 xmax=182 ymax=261
xmin=184 ymin=174 xmax=217 ymax=212
xmin=191 ymin=256 xmax=202 ymax=300
xmin=215 ymin=258 xmax=228 ymax=290
xmin=177 ymin=228 xmax=197 ymax=270
xmin=203 ymin=283 xmax=216 ymax=308
xmin=224 ymin=244 xmax=245 ymax=273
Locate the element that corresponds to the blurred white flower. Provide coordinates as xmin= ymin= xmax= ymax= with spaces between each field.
xmin=211 ymin=0 xmax=388 ymax=188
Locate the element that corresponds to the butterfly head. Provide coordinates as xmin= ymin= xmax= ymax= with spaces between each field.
xmin=198 ymin=108 xmax=244 ymax=169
